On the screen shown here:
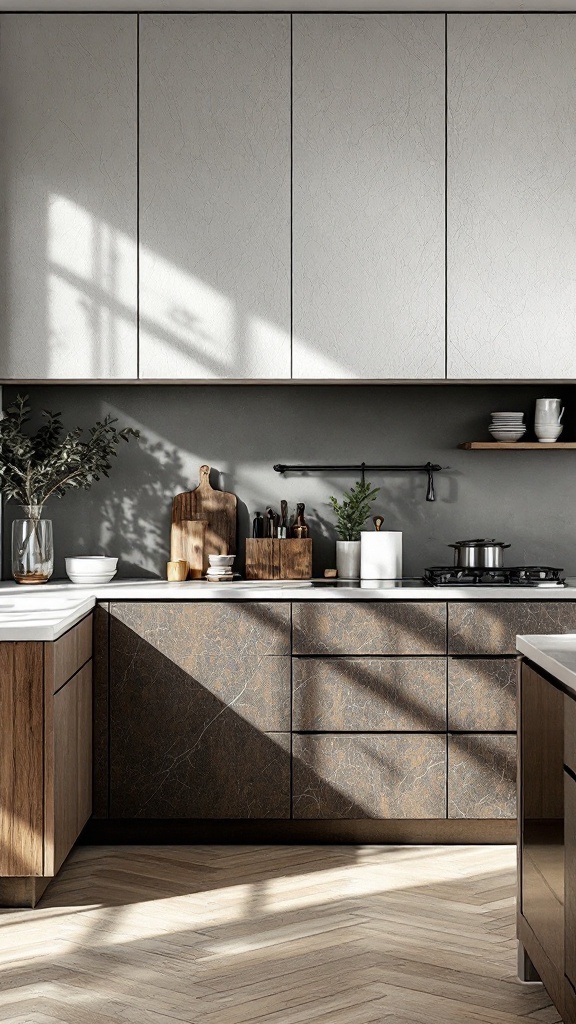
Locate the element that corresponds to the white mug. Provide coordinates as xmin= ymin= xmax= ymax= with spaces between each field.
xmin=535 ymin=398 xmax=564 ymax=424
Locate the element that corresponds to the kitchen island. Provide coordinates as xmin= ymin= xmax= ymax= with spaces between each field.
xmin=5 ymin=580 xmax=576 ymax=906
xmin=516 ymin=633 xmax=576 ymax=1024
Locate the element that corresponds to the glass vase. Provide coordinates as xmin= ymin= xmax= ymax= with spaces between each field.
xmin=12 ymin=507 xmax=53 ymax=584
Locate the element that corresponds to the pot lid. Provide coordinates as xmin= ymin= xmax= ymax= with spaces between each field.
xmin=452 ymin=538 xmax=507 ymax=547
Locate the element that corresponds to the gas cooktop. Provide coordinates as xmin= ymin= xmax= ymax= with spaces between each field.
xmin=424 ymin=566 xmax=566 ymax=587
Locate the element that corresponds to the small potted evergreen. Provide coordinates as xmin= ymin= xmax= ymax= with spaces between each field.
xmin=328 ymin=479 xmax=380 ymax=579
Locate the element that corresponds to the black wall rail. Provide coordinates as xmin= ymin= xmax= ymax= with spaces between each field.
xmin=272 ymin=461 xmax=443 ymax=502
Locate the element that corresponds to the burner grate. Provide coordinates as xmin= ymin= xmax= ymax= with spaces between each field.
xmin=424 ymin=566 xmax=565 ymax=587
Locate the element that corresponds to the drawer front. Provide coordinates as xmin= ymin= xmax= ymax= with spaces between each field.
xmin=46 ymin=614 xmax=93 ymax=693
xmin=566 ymin=695 xmax=576 ymax=777
xmin=110 ymin=601 xmax=291 ymax=656
xmin=292 ymin=602 xmax=447 ymax=656
xmin=448 ymin=602 xmax=576 ymax=655
xmin=292 ymin=734 xmax=446 ymax=819
xmin=448 ymin=733 xmax=516 ymax=819
xmin=448 ymin=658 xmax=517 ymax=732
xmin=293 ymin=658 xmax=446 ymax=732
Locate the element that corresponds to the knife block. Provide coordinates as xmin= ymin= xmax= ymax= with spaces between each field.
xmin=245 ymin=539 xmax=312 ymax=580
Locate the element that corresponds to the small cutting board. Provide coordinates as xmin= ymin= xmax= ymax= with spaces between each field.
xmin=172 ymin=465 xmax=237 ymax=557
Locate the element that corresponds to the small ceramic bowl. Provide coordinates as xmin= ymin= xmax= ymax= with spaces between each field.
xmin=208 ymin=555 xmax=235 ymax=566
xmin=489 ymin=428 xmax=526 ymax=442
xmin=66 ymin=556 xmax=118 ymax=574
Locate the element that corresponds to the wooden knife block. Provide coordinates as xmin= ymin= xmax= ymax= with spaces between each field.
xmin=245 ymin=539 xmax=312 ymax=580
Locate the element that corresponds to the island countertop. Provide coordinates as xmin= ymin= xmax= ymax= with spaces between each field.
xmin=2 ymin=577 xmax=576 ymax=641
xmin=516 ymin=633 xmax=576 ymax=697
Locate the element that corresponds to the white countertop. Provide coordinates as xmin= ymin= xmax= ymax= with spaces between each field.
xmin=517 ymin=634 xmax=576 ymax=697
xmin=2 ymin=577 xmax=576 ymax=642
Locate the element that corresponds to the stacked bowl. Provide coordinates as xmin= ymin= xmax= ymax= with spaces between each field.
xmin=489 ymin=411 xmax=526 ymax=442
xmin=65 ymin=556 xmax=118 ymax=584
xmin=205 ymin=554 xmax=236 ymax=582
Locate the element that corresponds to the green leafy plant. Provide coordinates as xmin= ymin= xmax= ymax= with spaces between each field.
xmin=0 ymin=395 xmax=140 ymax=513
xmin=328 ymin=479 xmax=380 ymax=541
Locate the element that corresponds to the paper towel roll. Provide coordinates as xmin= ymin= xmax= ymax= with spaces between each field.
xmin=360 ymin=531 xmax=402 ymax=579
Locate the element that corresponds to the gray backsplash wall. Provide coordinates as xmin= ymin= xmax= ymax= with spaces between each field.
xmin=3 ymin=384 xmax=576 ymax=579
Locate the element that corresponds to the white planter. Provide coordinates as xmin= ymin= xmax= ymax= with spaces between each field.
xmin=336 ymin=540 xmax=361 ymax=580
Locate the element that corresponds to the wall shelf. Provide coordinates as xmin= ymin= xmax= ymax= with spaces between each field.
xmin=459 ymin=442 xmax=576 ymax=450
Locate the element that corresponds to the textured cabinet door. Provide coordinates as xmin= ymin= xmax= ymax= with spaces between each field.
xmin=448 ymin=658 xmax=517 ymax=731
xmin=293 ymin=602 xmax=447 ymax=656
xmin=292 ymin=14 xmax=445 ymax=380
xmin=448 ymin=14 xmax=576 ymax=378
xmin=292 ymin=734 xmax=446 ymax=819
xmin=448 ymin=733 xmax=516 ymax=819
xmin=0 ymin=15 xmax=137 ymax=379
xmin=139 ymin=14 xmax=291 ymax=379
xmin=448 ymin=602 xmax=576 ymax=656
xmin=109 ymin=604 xmax=291 ymax=818
xmin=293 ymin=658 xmax=446 ymax=732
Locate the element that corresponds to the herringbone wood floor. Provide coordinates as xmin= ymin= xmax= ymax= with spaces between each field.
xmin=0 ymin=845 xmax=561 ymax=1024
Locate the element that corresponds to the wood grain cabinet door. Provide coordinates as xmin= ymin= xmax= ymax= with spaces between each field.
xmin=109 ymin=603 xmax=291 ymax=818
xmin=45 ymin=663 xmax=93 ymax=876
xmin=293 ymin=602 xmax=447 ymax=656
xmin=293 ymin=734 xmax=446 ymax=819
xmin=0 ymin=14 xmax=137 ymax=379
xmin=448 ymin=733 xmax=516 ymax=819
xmin=293 ymin=658 xmax=446 ymax=732
xmin=139 ymin=14 xmax=291 ymax=379
xmin=448 ymin=14 xmax=576 ymax=378
xmin=292 ymin=13 xmax=445 ymax=379
xmin=565 ymin=770 xmax=576 ymax=992
xmin=448 ymin=603 xmax=576 ymax=656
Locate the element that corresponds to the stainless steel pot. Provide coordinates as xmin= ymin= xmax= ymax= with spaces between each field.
xmin=449 ymin=539 xmax=510 ymax=569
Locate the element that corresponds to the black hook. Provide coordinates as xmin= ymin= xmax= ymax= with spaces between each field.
xmin=425 ymin=463 xmax=435 ymax=502
xmin=360 ymin=461 xmax=366 ymax=486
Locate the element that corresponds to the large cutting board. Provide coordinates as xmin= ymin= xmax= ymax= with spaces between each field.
xmin=172 ymin=465 xmax=237 ymax=557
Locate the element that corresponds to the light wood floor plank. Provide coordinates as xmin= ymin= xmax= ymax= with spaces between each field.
xmin=0 ymin=844 xmax=558 ymax=1024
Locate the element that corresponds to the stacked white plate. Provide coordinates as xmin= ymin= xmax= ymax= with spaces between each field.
xmin=205 ymin=554 xmax=236 ymax=582
xmin=65 ymin=556 xmax=118 ymax=584
xmin=489 ymin=411 xmax=526 ymax=442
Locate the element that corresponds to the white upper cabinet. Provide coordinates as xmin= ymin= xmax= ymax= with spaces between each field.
xmin=0 ymin=15 xmax=137 ymax=380
xmin=291 ymin=14 xmax=445 ymax=380
xmin=448 ymin=15 xmax=576 ymax=379
xmin=138 ymin=14 xmax=291 ymax=380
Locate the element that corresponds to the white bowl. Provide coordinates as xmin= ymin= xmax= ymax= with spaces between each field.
xmin=67 ymin=571 xmax=117 ymax=585
xmin=208 ymin=555 xmax=235 ymax=566
xmin=489 ymin=430 xmax=526 ymax=442
xmin=66 ymin=556 xmax=118 ymax=574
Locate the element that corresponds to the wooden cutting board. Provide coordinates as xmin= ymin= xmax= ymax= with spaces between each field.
xmin=172 ymin=465 xmax=237 ymax=557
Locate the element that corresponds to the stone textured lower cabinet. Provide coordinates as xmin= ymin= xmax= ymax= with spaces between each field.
xmin=293 ymin=657 xmax=446 ymax=732
xmin=448 ymin=658 xmax=517 ymax=731
xmin=448 ymin=733 xmax=516 ymax=819
xmin=109 ymin=603 xmax=291 ymax=818
xmin=292 ymin=734 xmax=447 ymax=819
xmin=448 ymin=602 xmax=576 ymax=655
xmin=292 ymin=601 xmax=447 ymax=655
xmin=94 ymin=599 xmax=536 ymax=830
